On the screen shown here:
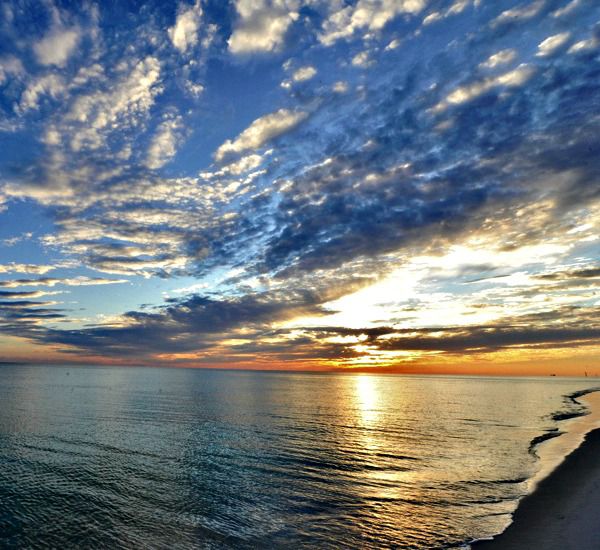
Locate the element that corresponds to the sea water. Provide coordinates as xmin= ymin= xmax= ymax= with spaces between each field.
xmin=0 ymin=365 xmax=598 ymax=549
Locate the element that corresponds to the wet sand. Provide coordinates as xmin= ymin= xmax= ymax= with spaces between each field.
xmin=473 ymin=428 xmax=600 ymax=549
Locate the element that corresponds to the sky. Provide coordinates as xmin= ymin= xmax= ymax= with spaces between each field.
xmin=0 ymin=0 xmax=598 ymax=374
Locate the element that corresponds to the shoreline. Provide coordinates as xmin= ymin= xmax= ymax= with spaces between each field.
xmin=472 ymin=425 xmax=600 ymax=549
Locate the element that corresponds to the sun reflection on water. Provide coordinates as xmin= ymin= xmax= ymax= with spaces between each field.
xmin=354 ymin=375 xmax=380 ymax=425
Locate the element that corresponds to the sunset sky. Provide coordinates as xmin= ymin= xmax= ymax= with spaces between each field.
xmin=0 ymin=0 xmax=598 ymax=374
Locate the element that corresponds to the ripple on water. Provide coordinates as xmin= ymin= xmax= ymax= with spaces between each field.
xmin=1 ymin=366 xmax=599 ymax=549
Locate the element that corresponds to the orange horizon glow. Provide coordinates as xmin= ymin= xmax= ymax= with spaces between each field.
xmin=4 ymin=344 xmax=599 ymax=378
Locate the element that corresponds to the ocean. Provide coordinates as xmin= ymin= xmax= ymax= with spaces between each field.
xmin=0 ymin=365 xmax=598 ymax=549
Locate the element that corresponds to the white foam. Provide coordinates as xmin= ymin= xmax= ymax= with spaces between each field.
xmin=528 ymin=390 xmax=600 ymax=492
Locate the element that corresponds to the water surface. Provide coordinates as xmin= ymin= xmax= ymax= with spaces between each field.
xmin=0 ymin=365 xmax=597 ymax=548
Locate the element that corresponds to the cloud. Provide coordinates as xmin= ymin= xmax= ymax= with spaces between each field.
xmin=0 ymin=290 xmax=63 ymax=299
xmin=332 ymin=81 xmax=348 ymax=93
xmin=1 ymin=233 xmax=33 ymax=247
xmin=1 ymin=0 xmax=600 ymax=369
xmin=281 ymin=65 xmax=317 ymax=88
xmin=228 ymin=0 xmax=300 ymax=54
xmin=479 ymin=49 xmax=517 ymax=69
xmin=435 ymin=64 xmax=535 ymax=110
xmin=66 ymin=56 xmax=162 ymax=152
xmin=352 ymin=51 xmax=373 ymax=68
xmin=568 ymin=38 xmax=598 ymax=54
xmin=146 ymin=115 xmax=184 ymax=169
xmin=185 ymin=81 xmax=204 ymax=97
xmin=536 ymin=267 xmax=600 ymax=280
xmin=0 ymin=302 xmax=65 ymax=325
xmin=0 ymin=55 xmax=24 ymax=85
xmin=168 ymin=1 xmax=203 ymax=53
xmin=375 ymin=322 xmax=600 ymax=354
xmin=0 ymin=264 xmax=56 ymax=275
xmin=33 ymin=25 xmax=81 ymax=67
xmin=553 ymin=0 xmax=583 ymax=18
xmin=0 ymin=277 xmax=128 ymax=288
xmin=209 ymin=153 xmax=266 ymax=176
xmin=423 ymin=12 xmax=442 ymax=25
xmin=319 ymin=0 xmax=427 ymax=45
xmin=18 ymin=74 xmax=66 ymax=113
xmin=215 ymin=108 xmax=308 ymax=161
xmin=536 ymin=32 xmax=571 ymax=56
xmin=282 ymin=303 xmax=600 ymax=360
xmin=292 ymin=65 xmax=317 ymax=82
xmin=491 ymin=0 xmax=545 ymax=27
xmin=32 ymin=286 xmax=335 ymax=357
xmin=420 ymin=0 xmax=470 ymax=27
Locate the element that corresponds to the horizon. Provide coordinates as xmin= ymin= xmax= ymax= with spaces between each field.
xmin=0 ymin=0 xmax=599 ymax=374
xmin=2 ymin=360 xmax=600 ymax=378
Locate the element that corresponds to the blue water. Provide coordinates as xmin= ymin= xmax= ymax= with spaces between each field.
xmin=0 ymin=365 xmax=598 ymax=548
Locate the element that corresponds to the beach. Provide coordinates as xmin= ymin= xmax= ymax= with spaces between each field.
xmin=473 ymin=427 xmax=600 ymax=549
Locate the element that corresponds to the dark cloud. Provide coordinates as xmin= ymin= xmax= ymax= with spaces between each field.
xmin=537 ymin=267 xmax=600 ymax=280
xmin=0 ymin=300 xmax=65 ymax=330
xmin=376 ymin=326 xmax=600 ymax=354
xmin=31 ymin=286 xmax=337 ymax=357
xmin=0 ymin=290 xmax=52 ymax=298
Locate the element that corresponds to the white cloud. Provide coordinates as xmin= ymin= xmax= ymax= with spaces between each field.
xmin=146 ymin=116 xmax=184 ymax=170
xmin=352 ymin=50 xmax=372 ymax=68
xmin=479 ymin=49 xmax=517 ymax=69
xmin=224 ymin=153 xmax=265 ymax=175
xmin=320 ymin=0 xmax=427 ymax=45
xmin=494 ymin=64 xmax=535 ymax=87
xmin=33 ymin=25 xmax=81 ymax=67
xmin=536 ymin=32 xmax=571 ymax=57
xmin=333 ymin=81 xmax=349 ymax=93
xmin=185 ymin=81 xmax=205 ymax=97
xmin=168 ymin=1 xmax=203 ymax=53
xmin=292 ymin=65 xmax=317 ymax=82
xmin=0 ymin=276 xmax=128 ymax=288
xmin=492 ymin=0 xmax=544 ymax=27
xmin=0 ymin=263 xmax=56 ymax=275
xmin=552 ymin=0 xmax=582 ymax=18
xmin=422 ymin=0 xmax=469 ymax=26
xmin=0 ymin=56 xmax=24 ymax=85
xmin=67 ymin=56 xmax=162 ymax=151
xmin=2 ymin=232 xmax=33 ymax=247
xmin=18 ymin=74 xmax=66 ymax=113
xmin=71 ymin=63 xmax=104 ymax=87
xmin=568 ymin=38 xmax=598 ymax=54
xmin=385 ymin=38 xmax=401 ymax=50
xmin=43 ymin=128 xmax=61 ymax=146
xmin=435 ymin=64 xmax=535 ymax=111
xmin=282 ymin=65 xmax=317 ymax=89
xmin=446 ymin=0 xmax=469 ymax=15
xmin=215 ymin=108 xmax=307 ymax=161
xmin=423 ymin=11 xmax=442 ymax=25
xmin=228 ymin=0 xmax=300 ymax=54
xmin=172 ymin=282 xmax=210 ymax=294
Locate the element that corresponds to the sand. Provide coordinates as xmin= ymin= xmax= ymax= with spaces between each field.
xmin=472 ymin=428 xmax=600 ymax=549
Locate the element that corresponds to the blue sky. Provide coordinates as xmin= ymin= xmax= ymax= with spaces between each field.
xmin=0 ymin=0 xmax=599 ymax=372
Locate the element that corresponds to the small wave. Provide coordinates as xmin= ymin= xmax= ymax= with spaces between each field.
xmin=551 ymin=410 xmax=586 ymax=421
xmin=463 ymin=477 xmax=528 ymax=486
xmin=528 ymin=429 xmax=562 ymax=453
xmin=567 ymin=387 xmax=600 ymax=402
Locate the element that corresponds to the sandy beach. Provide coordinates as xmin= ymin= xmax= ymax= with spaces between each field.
xmin=473 ymin=428 xmax=600 ymax=549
